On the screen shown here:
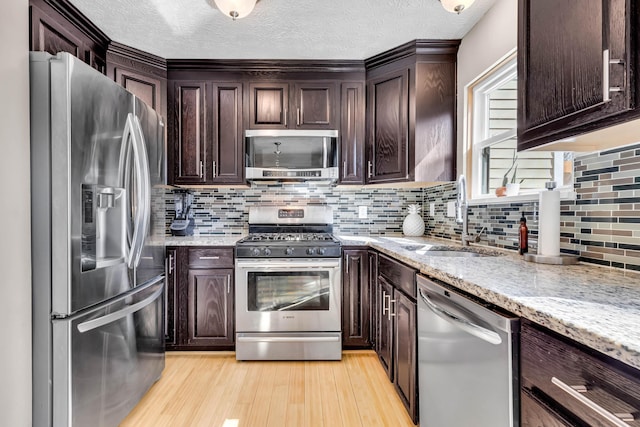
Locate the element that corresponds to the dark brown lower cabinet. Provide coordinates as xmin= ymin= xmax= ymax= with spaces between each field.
xmin=374 ymin=253 xmax=418 ymax=424
xmin=165 ymin=247 xmax=178 ymax=348
xmin=168 ymin=246 xmax=235 ymax=350
xmin=376 ymin=276 xmax=394 ymax=379
xmin=521 ymin=321 xmax=640 ymax=427
xmin=393 ymin=289 xmax=417 ymax=420
xmin=342 ymin=249 xmax=371 ymax=348
xmin=187 ymin=268 xmax=234 ymax=348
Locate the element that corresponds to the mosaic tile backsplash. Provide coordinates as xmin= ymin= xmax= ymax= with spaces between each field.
xmin=163 ymin=184 xmax=423 ymax=236
xmin=163 ymin=143 xmax=640 ymax=272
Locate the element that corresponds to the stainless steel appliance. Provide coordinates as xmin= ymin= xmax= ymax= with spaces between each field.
xmin=170 ymin=190 xmax=195 ymax=236
xmin=417 ymin=275 xmax=520 ymax=427
xmin=235 ymin=206 xmax=342 ymax=360
xmin=244 ymin=129 xmax=339 ymax=182
xmin=30 ymin=52 xmax=166 ymax=427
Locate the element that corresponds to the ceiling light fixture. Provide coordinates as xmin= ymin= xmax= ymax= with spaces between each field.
xmin=213 ymin=0 xmax=257 ymax=20
xmin=440 ymin=0 xmax=475 ymax=14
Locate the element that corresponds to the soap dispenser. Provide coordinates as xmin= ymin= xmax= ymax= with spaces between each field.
xmin=518 ymin=212 xmax=528 ymax=255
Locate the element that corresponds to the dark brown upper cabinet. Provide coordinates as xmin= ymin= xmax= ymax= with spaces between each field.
xmin=365 ymin=40 xmax=459 ymax=185
xmin=168 ymin=81 xmax=207 ymax=185
xmin=517 ymin=0 xmax=640 ymax=151
xmin=208 ymin=82 xmax=244 ymax=184
xmin=340 ymin=82 xmax=366 ymax=184
xmin=248 ymin=81 xmax=337 ymax=130
xmin=29 ymin=0 xmax=110 ymax=74
xmin=106 ymin=42 xmax=168 ymax=122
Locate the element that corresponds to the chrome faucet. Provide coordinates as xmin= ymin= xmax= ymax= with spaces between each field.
xmin=455 ymin=175 xmax=484 ymax=246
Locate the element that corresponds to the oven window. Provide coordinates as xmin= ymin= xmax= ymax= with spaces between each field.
xmin=247 ymin=271 xmax=330 ymax=311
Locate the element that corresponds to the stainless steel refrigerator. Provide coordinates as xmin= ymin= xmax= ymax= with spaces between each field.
xmin=30 ymin=52 xmax=167 ymax=427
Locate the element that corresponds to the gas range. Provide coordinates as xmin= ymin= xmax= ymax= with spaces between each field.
xmin=235 ymin=206 xmax=342 ymax=258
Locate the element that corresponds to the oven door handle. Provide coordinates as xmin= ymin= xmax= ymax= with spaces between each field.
xmin=235 ymin=260 xmax=341 ymax=269
xmin=237 ymin=336 xmax=341 ymax=343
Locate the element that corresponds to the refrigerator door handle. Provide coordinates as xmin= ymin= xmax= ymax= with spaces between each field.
xmin=123 ymin=114 xmax=151 ymax=269
xmin=76 ymin=280 xmax=163 ymax=333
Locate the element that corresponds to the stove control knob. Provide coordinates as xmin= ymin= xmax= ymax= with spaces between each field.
xmin=307 ymin=247 xmax=316 ymax=255
xmin=317 ymin=248 xmax=326 ymax=255
xmin=251 ymin=248 xmax=261 ymax=256
xmin=285 ymin=247 xmax=294 ymax=256
xmin=263 ymin=248 xmax=271 ymax=256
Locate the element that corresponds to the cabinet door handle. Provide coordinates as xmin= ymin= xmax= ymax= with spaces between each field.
xmin=551 ymin=377 xmax=635 ymax=426
xmin=297 ymin=108 xmax=301 ymax=126
xmin=367 ymin=161 xmax=373 ymax=178
xmin=199 ymin=256 xmax=220 ymax=260
xmin=343 ymin=161 xmax=347 ymax=177
xmin=283 ymin=108 xmax=287 ymax=127
xmin=227 ymin=274 xmax=231 ymax=294
xmin=199 ymin=161 xmax=204 ymax=179
xmin=345 ymin=255 xmax=350 ymax=274
xmin=603 ymin=49 xmax=625 ymax=102
xmin=168 ymin=254 xmax=174 ymax=275
xmin=212 ymin=161 xmax=217 ymax=178
xmin=388 ymin=299 xmax=396 ymax=321
xmin=382 ymin=292 xmax=390 ymax=316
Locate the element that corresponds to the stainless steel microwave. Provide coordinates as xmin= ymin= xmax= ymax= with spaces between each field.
xmin=245 ymin=129 xmax=339 ymax=182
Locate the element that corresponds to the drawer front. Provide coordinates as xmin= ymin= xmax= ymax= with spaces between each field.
xmin=521 ymin=390 xmax=573 ymax=427
xmin=521 ymin=323 xmax=640 ymax=427
xmin=188 ymin=248 xmax=234 ymax=268
xmin=378 ymin=254 xmax=416 ymax=298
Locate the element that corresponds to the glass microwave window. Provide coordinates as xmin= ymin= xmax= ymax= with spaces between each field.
xmin=245 ymin=136 xmax=337 ymax=169
xmin=247 ymin=271 xmax=330 ymax=311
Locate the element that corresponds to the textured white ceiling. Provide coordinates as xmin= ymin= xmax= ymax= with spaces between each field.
xmin=69 ymin=0 xmax=497 ymax=60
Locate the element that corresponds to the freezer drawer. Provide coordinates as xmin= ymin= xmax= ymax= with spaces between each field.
xmin=52 ymin=277 xmax=165 ymax=427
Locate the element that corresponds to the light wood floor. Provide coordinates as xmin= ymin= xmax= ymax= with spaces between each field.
xmin=121 ymin=350 xmax=415 ymax=427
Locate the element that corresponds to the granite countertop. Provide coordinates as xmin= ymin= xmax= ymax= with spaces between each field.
xmin=337 ymin=234 xmax=640 ymax=371
xmin=164 ymin=235 xmax=246 ymax=246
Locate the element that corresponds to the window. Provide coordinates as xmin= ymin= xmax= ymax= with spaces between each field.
xmin=467 ymin=53 xmax=573 ymax=199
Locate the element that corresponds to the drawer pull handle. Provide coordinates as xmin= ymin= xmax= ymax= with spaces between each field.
xmin=551 ymin=377 xmax=635 ymax=426
xmin=199 ymin=256 xmax=220 ymax=260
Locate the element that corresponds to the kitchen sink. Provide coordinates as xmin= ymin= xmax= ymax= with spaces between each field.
xmin=399 ymin=244 xmax=501 ymax=257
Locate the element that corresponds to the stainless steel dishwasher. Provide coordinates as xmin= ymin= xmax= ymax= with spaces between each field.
xmin=417 ymin=275 xmax=520 ymax=427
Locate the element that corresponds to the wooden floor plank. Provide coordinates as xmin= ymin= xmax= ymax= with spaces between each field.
xmin=120 ymin=350 xmax=415 ymax=427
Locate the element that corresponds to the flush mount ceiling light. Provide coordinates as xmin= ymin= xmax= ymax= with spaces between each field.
xmin=440 ymin=0 xmax=475 ymax=14
xmin=213 ymin=0 xmax=257 ymax=20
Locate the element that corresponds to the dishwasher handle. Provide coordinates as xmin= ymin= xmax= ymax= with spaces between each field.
xmin=418 ymin=288 xmax=502 ymax=345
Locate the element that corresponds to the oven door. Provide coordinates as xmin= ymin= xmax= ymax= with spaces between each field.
xmin=235 ymin=258 xmax=342 ymax=332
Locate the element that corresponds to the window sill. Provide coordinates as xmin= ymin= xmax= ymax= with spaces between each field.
xmin=468 ymin=190 xmax=576 ymax=206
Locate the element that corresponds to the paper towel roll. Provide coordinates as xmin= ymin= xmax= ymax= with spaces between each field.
xmin=538 ymin=189 xmax=560 ymax=256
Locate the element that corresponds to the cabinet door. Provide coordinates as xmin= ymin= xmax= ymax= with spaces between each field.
xmin=340 ymin=82 xmax=365 ymax=184
xmin=114 ymin=68 xmax=164 ymax=118
xmin=248 ymin=82 xmax=289 ymax=129
xmin=169 ymin=82 xmax=206 ymax=184
xmin=376 ymin=276 xmax=394 ymax=380
xmin=293 ymin=82 xmax=336 ymax=129
xmin=342 ymin=249 xmax=370 ymax=348
xmin=30 ymin=4 xmax=83 ymax=59
xmin=518 ymin=0 xmax=632 ymax=150
xmin=209 ymin=83 xmax=244 ymax=184
xmin=187 ymin=268 xmax=234 ymax=347
xmin=367 ymin=70 xmax=409 ymax=183
xmin=368 ymin=251 xmax=378 ymax=349
xmin=393 ymin=290 xmax=417 ymax=423
xmin=165 ymin=248 xmax=178 ymax=347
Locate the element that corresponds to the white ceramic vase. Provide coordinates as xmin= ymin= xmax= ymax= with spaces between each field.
xmin=505 ymin=183 xmax=520 ymax=197
xmin=402 ymin=204 xmax=425 ymax=236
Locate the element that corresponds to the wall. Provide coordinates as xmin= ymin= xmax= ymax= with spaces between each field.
xmin=165 ymin=184 xmax=423 ymax=236
xmin=456 ymin=0 xmax=518 ymax=177
xmin=0 ymin=0 xmax=32 ymax=425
